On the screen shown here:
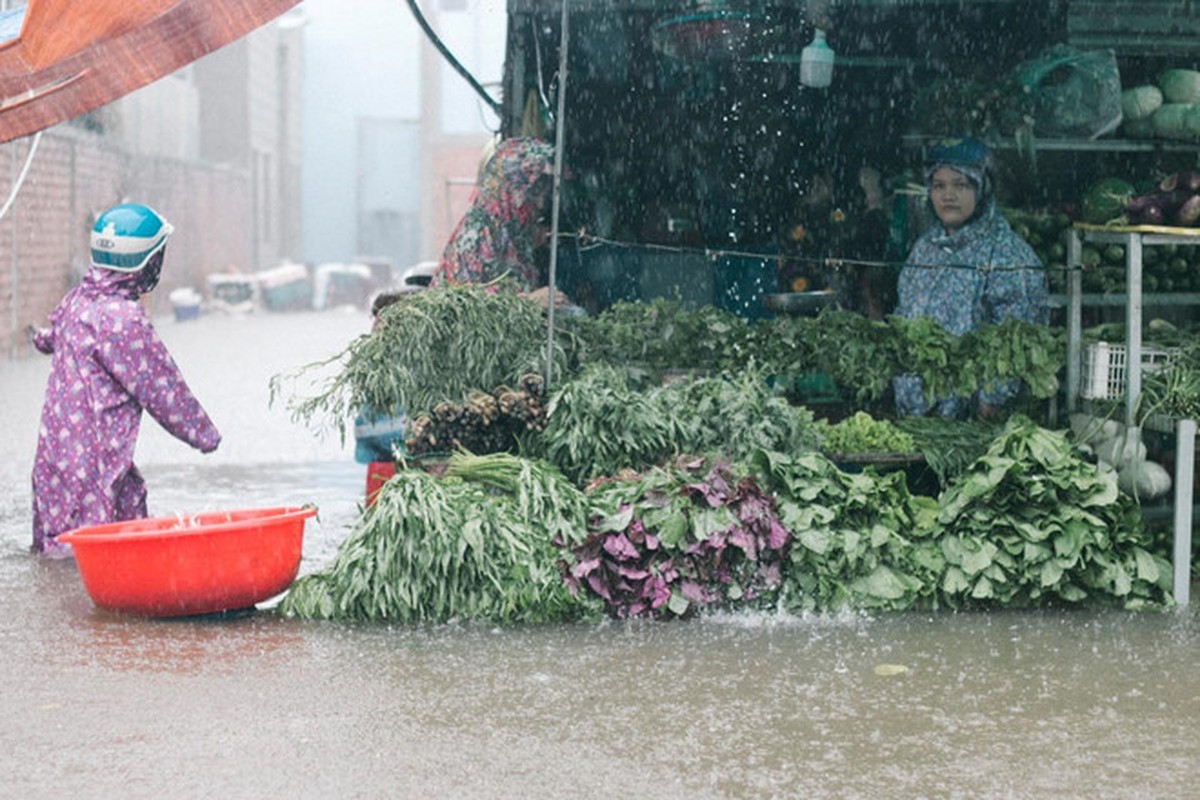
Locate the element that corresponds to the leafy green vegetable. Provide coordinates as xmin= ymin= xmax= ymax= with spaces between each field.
xmin=278 ymin=453 xmax=589 ymax=623
xmin=567 ymin=457 xmax=791 ymax=618
xmin=525 ymin=364 xmax=822 ymax=485
xmin=931 ymin=416 xmax=1171 ymax=609
xmin=523 ymin=363 xmax=677 ymax=484
xmin=819 ymin=411 xmax=916 ymax=455
xmin=654 ymin=368 xmax=822 ymax=463
xmin=752 ymin=450 xmax=943 ymax=612
xmin=270 ymin=280 xmax=573 ymax=438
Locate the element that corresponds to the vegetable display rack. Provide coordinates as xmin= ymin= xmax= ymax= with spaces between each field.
xmin=1065 ymin=224 xmax=1197 ymax=606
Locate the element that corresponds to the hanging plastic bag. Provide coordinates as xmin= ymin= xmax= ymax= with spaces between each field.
xmin=1013 ymin=45 xmax=1123 ymax=139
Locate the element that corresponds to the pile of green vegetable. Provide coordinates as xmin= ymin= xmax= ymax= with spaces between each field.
xmin=269 ymin=279 xmax=575 ymax=438
xmin=819 ymin=411 xmax=916 ymax=455
xmin=281 ymin=418 xmax=1173 ymax=623
xmin=755 ymin=449 xmax=942 ymax=612
xmin=279 ymin=452 xmax=589 ymax=623
xmin=572 ymin=298 xmax=746 ymax=383
xmin=932 ymin=417 xmax=1170 ymax=609
xmin=565 ymin=457 xmax=790 ymax=619
xmin=524 ymin=364 xmax=822 ymax=484
xmin=575 ymin=304 xmax=1064 ymax=414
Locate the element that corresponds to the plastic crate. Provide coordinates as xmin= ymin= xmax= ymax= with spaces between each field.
xmin=1081 ymin=341 xmax=1178 ymax=401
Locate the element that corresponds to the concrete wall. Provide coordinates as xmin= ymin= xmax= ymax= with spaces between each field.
xmin=0 ymin=127 xmax=251 ymax=360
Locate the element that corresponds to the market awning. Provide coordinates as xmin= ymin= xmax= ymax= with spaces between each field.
xmin=0 ymin=0 xmax=302 ymax=144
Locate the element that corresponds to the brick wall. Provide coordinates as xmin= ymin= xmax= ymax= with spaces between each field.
xmin=0 ymin=127 xmax=251 ymax=360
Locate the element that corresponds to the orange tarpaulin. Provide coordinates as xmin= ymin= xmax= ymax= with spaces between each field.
xmin=0 ymin=0 xmax=301 ymax=144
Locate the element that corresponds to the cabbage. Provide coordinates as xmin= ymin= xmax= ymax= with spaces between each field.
xmin=1081 ymin=177 xmax=1135 ymax=224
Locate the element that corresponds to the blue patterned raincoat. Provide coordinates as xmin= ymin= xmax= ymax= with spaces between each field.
xmin=893 ymin=199 xmax=1048 ymax=417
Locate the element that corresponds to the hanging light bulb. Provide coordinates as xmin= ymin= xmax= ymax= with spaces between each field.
xmin=800 ymin=28 xmax=834 ymax=88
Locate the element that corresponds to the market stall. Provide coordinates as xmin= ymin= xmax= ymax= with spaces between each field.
xmin=269 ymin=0 xmax=1200 ymax=621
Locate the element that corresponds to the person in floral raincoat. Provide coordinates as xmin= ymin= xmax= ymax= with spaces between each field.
xmin=892 ymin=137 xmax=1049 ymax=419
xmin=434 ymin=136 xmax=568 ymax=308
xmin=30 ymin=203 xmax=221 ymax=556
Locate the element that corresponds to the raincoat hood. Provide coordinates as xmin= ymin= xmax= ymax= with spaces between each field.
xmin=79 ymin=260 xmax=148 ymax=300
xmin=480 ymin=137 xmax=555 ymax=227
xmin=437 ymin=136 xmax=556 ymax=291
xmin=923 ymin=197 xmax=1007 ymax=253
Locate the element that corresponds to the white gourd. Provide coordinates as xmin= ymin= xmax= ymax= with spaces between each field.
xmin=1152 ymin=103 xmax=1195 ymax=140
xmin=1159 ymin=69 xmax=1200 ymax=104
xmin=1117 ymin=460 xmax=1172 ymax=500
xmin=1094 ymin=429 xmax=1146 ymax=468
xmin=1121 ymin=85 xmax=1163 ymax=120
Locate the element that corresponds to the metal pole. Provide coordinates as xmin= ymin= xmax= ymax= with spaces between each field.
xmin=1065 ymin=228 xmax=1082 ymax=412
xmin=544 ymin=0 xmax=569 ymax=387
xmin=1173 ymin=418 xmax=1195 ymax=607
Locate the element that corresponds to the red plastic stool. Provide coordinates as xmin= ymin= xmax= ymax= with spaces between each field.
xmin=365 ymin=461 xmax=396 ymax=506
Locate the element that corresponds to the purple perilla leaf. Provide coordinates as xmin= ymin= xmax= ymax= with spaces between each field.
xmin=602 ymin=533 xmax=640 ymax=561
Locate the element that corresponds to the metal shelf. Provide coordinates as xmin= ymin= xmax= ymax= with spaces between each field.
xmin=902 ymin=134 xmax=1200 ymax=153
xmin=1049 ymin=292 xmax=1200 ymax=308
xmin=1065 ymin=226 xmax=1197 ymax=606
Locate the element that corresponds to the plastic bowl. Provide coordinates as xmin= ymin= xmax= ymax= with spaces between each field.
xmin=58 ymin=506 xmax=316 ymax=617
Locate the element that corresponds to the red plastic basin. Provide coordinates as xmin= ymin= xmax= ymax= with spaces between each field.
xmin=58 ymin=506 xmax=317 ymax=617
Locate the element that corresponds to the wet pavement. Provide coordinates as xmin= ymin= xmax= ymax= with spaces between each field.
xmin=1 ymin=308 xmax=1198 ymax=799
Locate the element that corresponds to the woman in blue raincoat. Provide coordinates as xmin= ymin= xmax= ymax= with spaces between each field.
xmin=30 ymin=203 xmax=221 ymax=556
xmin=892 ymin=137 xmax=1049 ymax=418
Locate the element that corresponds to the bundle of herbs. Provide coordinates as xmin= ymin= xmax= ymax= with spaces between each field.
xmin=752 ymin=450 xmax=943 ymax=612
xmin=523 ymin=363 xmax=678 ymax=485
xmin=653 ymin=367 xmax=823 ymax=464
xmin=278 ymin=452 xmax=589 ymax=623
xmin=818 ymin=411 xmax=917 ymax=455
xmin=956 ymin=317 xmax=1065 ymax=401
xmin=564 ymin=457 xmax=790 ymax=619
xmin=807 ymin=309 xmax=899 ymax=407
xmin=269 ymin=280 xmax=572 ymax=439
xmin=894 ymin=416 xmax=1002 ymax=488
xmin=737 ymin=315 xmax=821 ymax=381
xmin=574 ymin=298 xmax=749 ymax=381
xmin=525 ymin=364 xmax=823 ymax=486
xmin=932 ymin=417 xmax=1171 ymax=610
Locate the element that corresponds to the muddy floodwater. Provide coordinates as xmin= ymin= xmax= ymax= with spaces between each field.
xmin=1 ymin=309 xmax=1197 ymax=799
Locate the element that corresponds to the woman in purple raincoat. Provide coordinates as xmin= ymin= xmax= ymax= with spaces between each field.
xmin=30 ymin=203 xmax=221 ymax=556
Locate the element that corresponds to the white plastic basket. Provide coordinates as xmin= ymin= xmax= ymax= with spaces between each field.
xmin=1081 ymin=341 xmax=1178 ymax=401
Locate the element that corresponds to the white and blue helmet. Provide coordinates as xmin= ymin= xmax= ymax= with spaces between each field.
xmin=90 ymin=203 xmax=174 ymax=271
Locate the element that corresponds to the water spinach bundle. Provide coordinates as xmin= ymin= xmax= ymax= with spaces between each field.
xmin=279 ymin=452 xmax=589 ymax=623
xmin=270 ymin=280 xmax=570 ymax=438
xmin=526 ymin=364 xmax=822 ymax=485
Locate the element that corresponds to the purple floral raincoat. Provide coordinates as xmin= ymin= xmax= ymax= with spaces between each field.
xmin=30 ymin=264 xmax=221 ymax=554
xmin=434 ymin=137 xmax=554 ymax=291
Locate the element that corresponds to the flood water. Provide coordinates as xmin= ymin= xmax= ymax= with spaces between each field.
xmin=1 ymin=308 xmax=1197 ymax=799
